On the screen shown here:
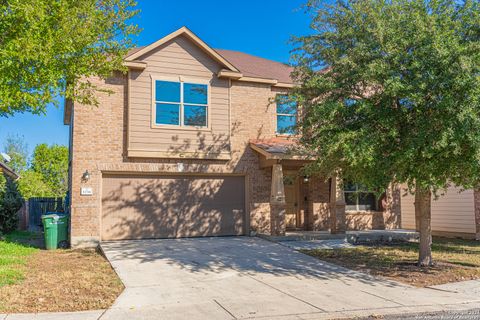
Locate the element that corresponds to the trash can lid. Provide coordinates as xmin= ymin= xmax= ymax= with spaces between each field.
xmin=41 ymin=214 xmax=61 ymax=219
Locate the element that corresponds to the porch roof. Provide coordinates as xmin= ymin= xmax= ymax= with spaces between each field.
xmin=249 ymin=138 xmax=310 ymax=161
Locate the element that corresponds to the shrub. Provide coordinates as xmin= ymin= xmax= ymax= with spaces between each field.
xmin=0 ymin=174 xmax=23 ymax=233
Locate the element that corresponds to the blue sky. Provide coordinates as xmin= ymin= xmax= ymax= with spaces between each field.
xmin=0 ymin=0 xmax=312 ymax=155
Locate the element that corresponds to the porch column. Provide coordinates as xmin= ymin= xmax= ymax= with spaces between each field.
xmin=384 ymin=183 xmax=402 ymax=229
xmin=330 ymin=175 xmax=346 ymax=234
xmin=270 ymin=163 xmax=286 ymax=236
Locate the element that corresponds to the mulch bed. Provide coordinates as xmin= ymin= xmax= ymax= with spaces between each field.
xmin=0 ymin=248 xmax=124 ymax=313
xmin=303 ymin=238 xmax=480 ymax=287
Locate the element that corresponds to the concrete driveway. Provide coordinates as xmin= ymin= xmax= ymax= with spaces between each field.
xmin=100 ymin=237 xmax=480 ymax=320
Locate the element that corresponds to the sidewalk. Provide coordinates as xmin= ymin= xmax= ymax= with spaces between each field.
xmin=0 ymin=310 xmax=104 ymax=320
xmin=2 ymin=300 xmax=480 ymax=320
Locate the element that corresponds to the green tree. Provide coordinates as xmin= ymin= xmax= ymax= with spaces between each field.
xmin=31 ymin=144 xmax=69 ymax=197
xmin=17 ymin=170 xmax=53 ymax=200
xmin=3 ymin=134 xmax=28 ymax=173
xmin=0 ymin=0 xmax=139 ymax=116
xmin=293 ymin=0 xmax=480 ymax=266
xmin=0 ymin=174 xmax=23 ymax=233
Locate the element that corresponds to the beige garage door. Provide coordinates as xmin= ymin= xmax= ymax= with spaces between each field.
xmin=101 ymin=174 xmax=245 ymax=240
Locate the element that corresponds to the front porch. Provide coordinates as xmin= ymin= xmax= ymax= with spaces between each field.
xmin=249 ymin=138 xmax=401 ymax=237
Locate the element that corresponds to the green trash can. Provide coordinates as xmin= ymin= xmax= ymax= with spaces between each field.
xmin=41 ymin=213 xmax=69 ymax=250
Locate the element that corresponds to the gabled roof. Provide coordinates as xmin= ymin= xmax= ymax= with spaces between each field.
xmin=215 ymin=49 xmax=294 ymax=84
xmin=0 ymin=161 xmax=19 ymax=180
xmin=125 ymin=26 xmax=240 ymax=73
xmin=124 ymin=27 xmax=295 ymax=86
xmin=65 ymin=28 xmax=296 ymax=125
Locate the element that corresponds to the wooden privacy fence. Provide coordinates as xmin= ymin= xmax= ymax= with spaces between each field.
xmin=28 ymin=197 xmax=65 ymax=229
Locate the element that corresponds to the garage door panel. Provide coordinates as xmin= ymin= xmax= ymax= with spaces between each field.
xmin=101 ymin=175 xmax=245 ymax=240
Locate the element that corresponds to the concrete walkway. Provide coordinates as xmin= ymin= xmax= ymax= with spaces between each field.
xmin=277 ymin=238 xmax=355 ymax=250
xmin=3 ymin=237 xmax=479 ymax=320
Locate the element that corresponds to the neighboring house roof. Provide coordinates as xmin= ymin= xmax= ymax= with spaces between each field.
xmin=0 ymin=161 xmax=19 ymax=180
xmin=215 ymin=49 xmax=294 ymax=84
xmin=127 ymin=46 xmax=145 ymax=56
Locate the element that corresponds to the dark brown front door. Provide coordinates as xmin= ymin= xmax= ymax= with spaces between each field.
xmin=284 ymin=171 xmax=301 ymax=230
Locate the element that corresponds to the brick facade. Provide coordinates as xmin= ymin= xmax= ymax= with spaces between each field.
xmin=345 ymin=185 xmax=401 ymax=230
xmin=307 ymin=177 xmax=330 ymax=231
xmin=68 ymin=73 xmax=402 ymax=247
xmin=68 ymin=74 xmax=308 ymax=246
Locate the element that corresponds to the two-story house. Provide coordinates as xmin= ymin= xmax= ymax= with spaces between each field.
xmin=64 ymin=27 xmax=401 ymax=248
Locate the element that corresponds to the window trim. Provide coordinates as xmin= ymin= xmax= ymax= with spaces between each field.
xmin=150 ymin=75 xmax=211 ymax=131
xmin=344 ymin=183 xmax=378 ymax=212
xmin=275 ymin=94 xmax=297 ymax=136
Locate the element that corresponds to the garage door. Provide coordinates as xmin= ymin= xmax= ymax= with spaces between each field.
xmin=101 ymin=174 xmax=245 ymax=240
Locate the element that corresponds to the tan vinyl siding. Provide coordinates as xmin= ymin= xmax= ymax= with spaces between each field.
xmin=128 ymin=35 xmax=231 ymax=159
xmin=401 ymin=186 xmax=476 ymax=235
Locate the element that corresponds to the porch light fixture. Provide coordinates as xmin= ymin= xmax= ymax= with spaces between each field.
xmin=82 ymin=170 xmax=90 ymax=182
xmin=303 ymin=175 xmax=309 ymax=183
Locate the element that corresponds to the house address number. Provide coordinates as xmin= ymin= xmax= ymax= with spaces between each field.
xmin=80 ymin=187 xmax=93 ymax=196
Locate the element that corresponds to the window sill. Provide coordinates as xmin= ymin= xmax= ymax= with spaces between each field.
xmin=151 ymin=124 xmax=212 ymax=132
xmin=345 ymin=210 xmax=383 ymax=215
xmin=275 ymin=133 xmax=299 ymax=138
xmin=127 ymin=148 xmax=231 ymax=160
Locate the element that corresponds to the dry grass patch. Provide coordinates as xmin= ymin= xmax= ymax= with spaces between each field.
xmin=0 ymin=232 xmax=123 ymax=313
xmin=302 ymin=237 xmax=480 ymax=287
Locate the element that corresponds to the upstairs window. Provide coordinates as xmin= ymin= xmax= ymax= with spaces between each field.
xmin=154 ymin=80 xmax=208 ymax=127
xmin=276 ymin=94 xmax=297 ymax=135
xmin=344 ymin=183 xmax=378 ymax=211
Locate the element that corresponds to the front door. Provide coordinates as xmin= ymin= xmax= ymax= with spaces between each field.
xmin=284 ymin=171 xmax=300 ymax=230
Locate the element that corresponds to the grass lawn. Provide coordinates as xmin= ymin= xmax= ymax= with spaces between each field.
xmin=302 ymin=237 xmax=480 ymax=287
xmin=0 ymin=231 xmax=123 ymax=313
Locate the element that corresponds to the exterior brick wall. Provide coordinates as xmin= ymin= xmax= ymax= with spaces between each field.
xmin=307 ymin=176 xmax=330 ymax=231
xmin=69 ymin=73 xmax=304 ymax=246
xmin=345 ymin=185 xmax=401 ymax=230
xmin=68 ymin=69 xmax=402 ymax=246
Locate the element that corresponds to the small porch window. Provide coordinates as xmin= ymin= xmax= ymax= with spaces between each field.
xmin=344 ymin=183 xmax=377 ymax=211
xmin=276 ymin=95 xmax=297 ymax=135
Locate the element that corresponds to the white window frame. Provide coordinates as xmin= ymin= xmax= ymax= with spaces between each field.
xmin=275 ymin=94 xmax=297 ymax=135
xmin=151 ymin=75 xmax=211 ymax=130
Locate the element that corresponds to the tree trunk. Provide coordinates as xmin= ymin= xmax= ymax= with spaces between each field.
xmin=414 ymin=185 xmax=433 ymax=267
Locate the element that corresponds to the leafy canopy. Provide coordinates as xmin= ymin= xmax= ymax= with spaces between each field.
xmin=31 ymin=144 xmax=68 ymax=197
xmin=0 ymin=0 xmax=139 ymax=116
xmin=2 ymin=135 xmax=68 ymax=199
xmin=2 ymin=134 xmax=28 ymax=173
xmin=293 ymin=0 xmax=480 ymax=192
xmin=16 ymin=170 xmax=53 ymax=199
